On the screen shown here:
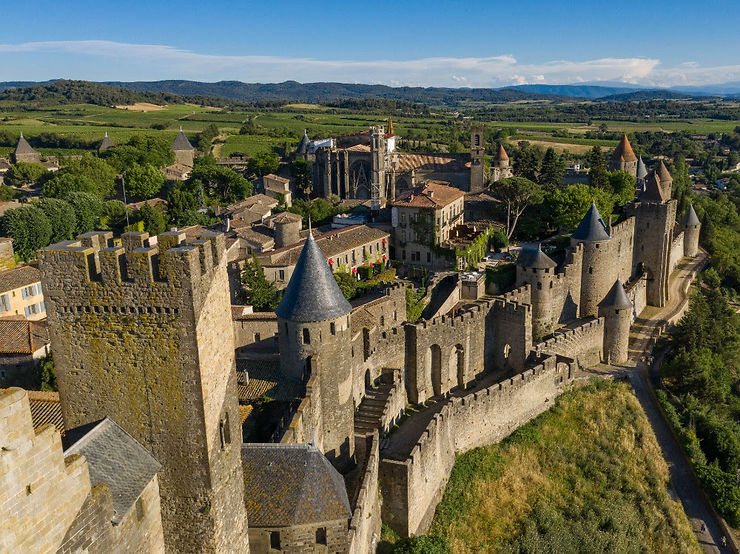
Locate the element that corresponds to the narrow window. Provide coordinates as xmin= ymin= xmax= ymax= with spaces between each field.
xmin=380 ymin=316 xmax=385 ymax=326
xmin=589 ymin=267 xmax=593 ymax=274
xmin=254 ymin=332 xmax=261 ymax=342
xmin=303 ymin=328 xmax=310 ymax=344
xmin=316 ymin=527 xmax=327 ymax=545
xmin=330 ymin=322 xmax=336 ymax=335
xmin=270 ymin=531 xmax=281 ymax=550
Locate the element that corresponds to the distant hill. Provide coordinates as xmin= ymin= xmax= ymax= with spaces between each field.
xmin=508 ymin=84 xmax=642 ymax=99
xmin=597 ymin=89 xmax=697 ymax=101
xmin=103 ymin=80 xmax=567 ymax=105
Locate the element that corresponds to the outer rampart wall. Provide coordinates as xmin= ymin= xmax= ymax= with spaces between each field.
xmin=670 ymin=231 xmax=685 ymax=274
xmin=380 ymin=357 xmax=574 ymax=536
xmin=348 ymin=432 xmax=382 ymax=554
xmin=531 ymin=318 xmax=604 ymax=368
xmin=625 ymin=273 xmax=647 ymax=318
xmin=610 ymin=217 xmax=636 ymax=281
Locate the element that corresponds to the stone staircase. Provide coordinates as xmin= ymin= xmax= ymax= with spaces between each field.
xmin=354 ymin=379 xmax=395 ymax=436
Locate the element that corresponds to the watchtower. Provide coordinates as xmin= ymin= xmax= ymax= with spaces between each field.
xmin=39 ymin=230 xmax=249 ymax=553
xmin=598 ymin=279 xmax=632 ymax=364
xmin=609 ymin=134 xmax=638 ymax=178
xmin=516 ymin=244 xmax=557 ymax=338
xmin=276 ymin=231 xmax=355 ymax=469
xmin=370 ymin=125 xmax=387 ymax=211
xmin=682 ymin=204 xmax=700 ymax=257
xmin=470 ymin=125 xmax=485 ymax=192
xmin=571 ymin=202 xmax=613 ymax=317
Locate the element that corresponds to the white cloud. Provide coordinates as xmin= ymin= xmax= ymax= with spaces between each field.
xmin=0 ymin=40 xmax=738 ymax=87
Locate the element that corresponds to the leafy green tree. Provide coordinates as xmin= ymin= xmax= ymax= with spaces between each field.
xmin=167 ymin=185 xmax=201 ymax=225
xmin=0 ymin=185 xmax=17 ymax=201
xmin=102 ymin=135 xmax=175 ymax=171
xmin=66 ymin=192 xmax=104 ymax=234
xmin=493 ymin=177 xmax=545 ymax=239
xmin=1 ymin=206 xmax=52 ymax=260
xmin=36 ymin=353 xmax=57 ymax=391
xmin=123 ymin=163 xmax=166 ymax=199
xmin=241 ymin=256 xmax=279 ymax=312
xmin=197 ymin=124 xmax=220 ymax=152
xmin=588 ymin=146 xmax=609 ymax=189
xmin=186 ymin=157 xmax=252 ymax=204
xmin=134 ymin=203 xmax=167 ymax=236
xmin=59 ymin=154 xmax=117 ymax=197
xmin=4 ymin=162 xmax=49 ymax=186
xmin=608 ymin=171 xmax=636 ymax=206
xmin=334 ymin=271 xmax=358 ymax=300
xmin=37 ymin=198 xmax=77 ymax=243
xmin=42 ymin=171 xmax=97 ymax=198
xmin=538 ymin=147 xmax=566 ymax=190
xmin=290 ymin=158 xmax=313 ymax=198
xmin=549 ymin=184 xmax=615 ymax=230
xmin=513 ymin=141 xmax=539 ymax=181
xmin=246 ymin=151 xmax=280 ymax=179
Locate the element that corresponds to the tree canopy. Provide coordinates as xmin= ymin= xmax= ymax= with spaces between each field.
xmin=493 ymin=177 xmax=545 ymax=239
xmin=186 ymin=156 xmax=253 ymax=204
xmin=1 ymin=205 xmax=53 ymax=261
xmin=4 ymin=162 xmax=49 ymax=187
xmin=241 ymin=256 xmax=279 ymax=312
xmin=124 ymin=163 xmax=165 ymax=199
xmin=549 ymin=184 xmax=615 ymax=230
xmin=37 ymin=197 xmax=77 ymax=243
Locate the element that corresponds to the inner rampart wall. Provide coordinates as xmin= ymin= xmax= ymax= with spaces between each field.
xmin=348 ymin=432 xmax=382 ymax=554
xmin=625 ymin=273 xmax=647 ymax=319
xmin=669 ymin=231 xmax=685 ymax=274
xmin=531 ymin=318 xmax=604 ymax=369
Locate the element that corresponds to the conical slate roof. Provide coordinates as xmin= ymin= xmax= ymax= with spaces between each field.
xmin=599 ymin=279 xmax=632 ymax=309
xmin=14 ymin=132 xmax=38 ymax=156
xmin=572 ymin=201 xmax=610 ymax=242
xmin=495 ymin=144 xmax=509 ymax=161
xmin=172 ymin=127 xmax=194 ymax=151
xmin=683 ymin=204 xmax=700 ymax=227
xmin=641 ymin=171 xmax=666 ymax=203
xmin=295 ymin=129 xmax=310 ymax=156
xmin=275 ymin=230 xmax=352 ymax=322
xmin=99 ymin=132 xmax=114 ymax=152
xmin=657 ymin=160 xmax=672 ymax=182
xmin=517 ymin=244 xmax=556 ymax=269
xmin=636 ymin=157 xmax=648 ymax=180
xmin=611 ymin=134 xmax=637 ymax=163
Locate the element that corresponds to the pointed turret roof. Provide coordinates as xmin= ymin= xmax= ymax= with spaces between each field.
xmin=295 ymin=129 xmax=310 ymax=156
xmin=682 ymin=204 xmax=700 ymax=227
xmin=611 ymin=134 xmax=637 ymax=163
xmin=657 ymin=160 xmax=672 ymax=182
xmin=572 ymin=201 xmax=610 ymax=242
xmin=641 ymin=171 xmax=666 ymax=203
xmin=99 ymin=132 xmax=114 ymax=152
xmin=172 ymin=127 xmax=194 ymax=151
xmin=636 ymin=157 xmax=648 ymax=180
xmin=599 ymin=279 xmax=632 ymax=309
xmin=14 ymin=132 xmax=38 ymax=156
xmin=495 ymin=144 xmax=509 ymax=161
xmin=275 ymin=229 xmax=351 ymax=322
xmin=517 ymin=244 xmax=556 ymax=269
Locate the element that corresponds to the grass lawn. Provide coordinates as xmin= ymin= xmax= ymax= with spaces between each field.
xmin=402 ymin=379 xmax=700 ymax=553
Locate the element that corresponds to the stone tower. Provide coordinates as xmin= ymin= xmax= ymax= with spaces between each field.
xmin=636 ymin=156 xmax=648 ymax=190
xmin=571 ymin=202 xmax=613 ymax=318
xmin=656 ymin=160 xmax=673 ymax=198
xmin=516 ymin=244 xmax=557 ymax=338
xmin=632 ymin=171 xmax=677 ymax=307
xmin=609 ymin=134 xmax=638 ymax=178
xmin=98 ymin=131 xmax=114 ymax=153
xmin=370 ymin=125 xmax=387 ymax=210
xmin=491 ymin=143 xmax=513 ymax=183
xmin=172 ymin=127 xmax=195 ymax=167
xmin=275 ymin=231 xmax=355 ymax=469
xmin=682 ymin=203 xmax=701 ymax=257
xmin=470 ymin=125 xmax=485 ymax=192
xmin=39 ymin=230 xmax=249 ymax=553
xmin=12 ymin=132 xmax=41 ymax=164
xmin=598 ymin=279 xmax=632 ymax=364
xmin=272 ymin=211 xmax=302 ymax=249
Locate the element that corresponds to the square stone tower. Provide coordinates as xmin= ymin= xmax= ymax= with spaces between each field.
xmin=470 ymin=125 xmax=486 ymax=192
xmin=39 ymin=230 xmax=249 ymax=553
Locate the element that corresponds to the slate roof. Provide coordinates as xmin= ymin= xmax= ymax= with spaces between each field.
xmin=271 ymin=211 xmax=302 ymax=225
xmin=636 ymin=157 xmax=648 ymax=180
xmin=0 ymin=318 xmax=49 ymax=354
xmin=611 ymin=134 xmax=637 ymax=163
xmin=495 ymin=144 xmax=509 ymax=161
xmin=641 ymin=171 xmax=667 ymax=203
xmin=14 ymin=133 xmax=38 ymax=156
xmin=172 ymin=128 xmax=194 ymax=151
xmin=599 ymin=279 xmax=632 ymax=309
xmin=274 ymin=230 xmax=352 ymax=322
xmin=0 ymin=265 xmax=41 ymax=294
xmin=571 ymin=201 xmax=610 ymax=242
xmin=64 ymin=418 xmax=161 ymax=524
xmin=241 ymin=443 xmax=351 ymax=527
xmin=295 ymin=129 xmax=310 ymax=156
xmin=98 ymin=132 xmax=114 ymax=152
xmin=517 ymin=244 xmax=557 ymax=269
xmin=393 ymin=182 xmax=465 ymax=209
xmin=683 ymin=204 xmax=700 ymax=226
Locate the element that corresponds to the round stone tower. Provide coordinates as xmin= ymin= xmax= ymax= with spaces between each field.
xmin=598 ymin=279 xmax=632 ymax=364
xmin=275 ymin=229 xmax=355 ymax=467
xmin=682 ymin=203 xmax=700 ymax=257
xmin=516 ymin=244 xmax=557 ymax=338
xmin=272 ymin=211 xmax=302 ymax=249
xmin=571 ymin=201 xmax=613 ymax=318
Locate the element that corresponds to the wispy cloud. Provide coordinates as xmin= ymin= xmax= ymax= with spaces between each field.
xmin=0 ymin=40 xmax=738 ymax=87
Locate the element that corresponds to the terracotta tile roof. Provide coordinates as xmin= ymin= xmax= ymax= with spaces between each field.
xmin=495 ymin=144 xmax=509 ymax=161
xmin=0 ymin=318 xmax=49 ymax=354
xmin=263 ymin=173 xmax=290 ymax=184
xmin=0 ymin=265 xmax=41 ymax=294
xmin=0 ymin=388 xmax=64 ymax=433
xmin=270 ymin=211 xmax=302 ymax=225
xmin=396 ymin=152 xmax=469 ymax=172
xmin=393 ymin=182 xmax=465 ymax=209
xmin=657 ymin=160 xmax=672 ymax=182
xmin=344 ymin=144 xmax=371 ymax=153
xmin=611 ymin=134 xmax=637 ymax=163
xmin=241 ymin=443 xmax=351 ymax=527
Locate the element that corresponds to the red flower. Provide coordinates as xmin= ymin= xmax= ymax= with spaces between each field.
xmin=328 ymin=258 xmax=333 ymax=264
xmin=352 ymin=267 xmax=357 ymax=273
xmin=382 ymin=238 xmax=387 ymax=244
xmin=382 ymin=255 xmax=387 ymax=260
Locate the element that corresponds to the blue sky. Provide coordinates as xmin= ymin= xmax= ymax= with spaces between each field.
xmin=1 ymin=0 xmax=739 ymax=87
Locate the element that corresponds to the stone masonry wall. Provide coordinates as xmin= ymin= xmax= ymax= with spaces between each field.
xmin=625 ymin=273 xmax=647 ymax=319
xmin=670 ymin=231 xmax=685 ymax=274
xmin=233 ymin=312 xmax=279 ymax=355
xmin=531 ymin=318 xmax=604 ymax=368
xmin=349 ymin=432 xmax=382 ymax=554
